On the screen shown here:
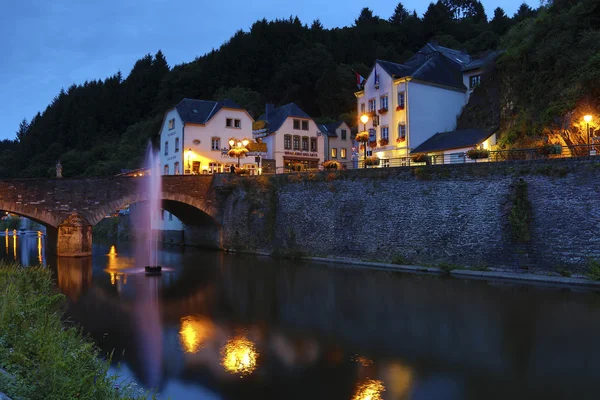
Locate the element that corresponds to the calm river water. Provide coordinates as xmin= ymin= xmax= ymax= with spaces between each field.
xmin=2 ymin=232 xmax=600 ymax=399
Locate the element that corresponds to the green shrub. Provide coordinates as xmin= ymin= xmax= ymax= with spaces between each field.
xmin=466 ymin=148 xmax=490 ymax=160
xmin=0 ymin=263 xmax=147 ymax=399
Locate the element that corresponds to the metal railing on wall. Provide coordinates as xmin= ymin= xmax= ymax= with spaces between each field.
xmin=266 ymin=144 xmax=600 ymax=173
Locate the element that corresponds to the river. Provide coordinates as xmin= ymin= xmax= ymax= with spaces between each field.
xmin=2 ymin=232 xmax=600 ymax=399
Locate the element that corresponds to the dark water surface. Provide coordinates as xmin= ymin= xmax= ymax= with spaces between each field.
xmin=3 ymin=233 xmax=600 ymax=399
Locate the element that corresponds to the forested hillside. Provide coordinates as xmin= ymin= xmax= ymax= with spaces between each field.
xmin=1 ymin=0 xmax=598 ymax=178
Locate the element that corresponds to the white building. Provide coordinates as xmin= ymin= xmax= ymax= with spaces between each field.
xmin=355 ymin=42 xmax=498 ymax=166
xmin=159 ymin=98 xmax=257 ymax=175
xmin=318 ymin=121 xmax=354 ymax=167
xmin=253 ymin=103 xmax=325 ymax=173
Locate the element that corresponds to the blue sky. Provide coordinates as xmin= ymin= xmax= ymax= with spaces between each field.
xmin=0 ymin=0 xmax=535 ymax=140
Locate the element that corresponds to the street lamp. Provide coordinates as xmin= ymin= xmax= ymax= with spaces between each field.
xmin=359 ymin=114 xmax=370 ymax=166
xmin=584 ymin=115 xmax=593 ymax=154
xmin=187 ymin=148 xmax=192 ymax=171
xmin=228 ymin=138 xmax=250 ymax=168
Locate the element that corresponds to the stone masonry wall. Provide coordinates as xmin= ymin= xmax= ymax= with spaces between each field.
xmin=218 ymin=159 xmax=600 ymax=272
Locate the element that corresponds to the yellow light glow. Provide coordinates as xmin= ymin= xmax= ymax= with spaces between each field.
xmin=228 ymin=139 xmax=235 ymax=147
xmin=352 ymin=379 xmax=386 ymax=400
xmin=110 ymin=272 xmax=116 ymax=286
xmin=352 ymin=355 xmax=373 ymax=366
xmin=221 ymin=337 xmax=258 ymax=376
xmin=107 ymin=245 xmax=118 ymax=271
xmin=37 ymin=235 xmax=42 ymax=264
xmin=179 ymin=316 xmax=214 ymax=354
xmin=360 ymin=114 xmax=369 ymax=124
xmin=5 ymin=231 xmax=8 ymax=253
xmin=584 ymin=115 xmax=593 ymax=123
xmin=13 ymin=235 xmax=16 ymax=260
xmin=242 ymin=138 xmax=249 ymax=147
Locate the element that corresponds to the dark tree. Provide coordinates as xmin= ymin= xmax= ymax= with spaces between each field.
xmin=389 ymin=2 xmax=410 ymax=25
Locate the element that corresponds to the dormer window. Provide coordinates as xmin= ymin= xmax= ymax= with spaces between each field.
xmin=293 ymin=119 xmax=300 ymax=130
xmin=470 ymin=75 xmax=481 ymax=89
xmin=168 ymin=119 xmax=175 ymax=130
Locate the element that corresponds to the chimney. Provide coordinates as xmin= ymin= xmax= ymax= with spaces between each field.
xmin=265 ymin=103 xmax=274 ymax=119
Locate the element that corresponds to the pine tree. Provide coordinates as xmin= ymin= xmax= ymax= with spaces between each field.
xmin=389 ymin=3 xmax=410 ymax=25
xmin=16 ymin=118 xmax=29 ymax=142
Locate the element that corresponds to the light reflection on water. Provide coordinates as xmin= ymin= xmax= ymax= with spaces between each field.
xmin=3 ymin=239 xmax=600 ymax=399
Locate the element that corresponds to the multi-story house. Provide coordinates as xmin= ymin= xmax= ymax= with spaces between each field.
xmin=253 ymin=103 xmax=325 ymax=172
xmin=318 ymin=121 xmax=353 ymax=167
xmin=355 ymin=42 xmax=498 ymax=166
xmin=159 ymin=98 xmax=257 ymax=175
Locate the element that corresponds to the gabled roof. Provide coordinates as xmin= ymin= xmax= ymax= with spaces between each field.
xmin=462 ymin=51 xmax=503 ymax=72
xmin=175 ymin=98 xmax=243 ymax=125
xmin=322 ymin=121 xmax=345 ymax=137
xmin=257 ymin=103 xmax=312 ymax=133
xmin=411 ymin=128 xmax=494 ymax=154
xmin=372 ymin=42 xmax=472 ymax=91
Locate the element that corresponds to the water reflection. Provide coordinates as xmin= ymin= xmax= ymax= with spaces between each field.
xmin=352 ymin=379 xmax=385 ymax=400
xmin=179 ymin=316 xmax=214 ymax=354
xmin=220 ymin=336 xmax=258 ymax=376
xmin=56 ymin=257 xmax=92 ymax=303
xmin=5 ymin=240 xmax=600 ymax=399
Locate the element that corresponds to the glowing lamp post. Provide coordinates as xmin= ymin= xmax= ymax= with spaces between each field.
xmin=584 ymin=115 xmax=593 ymax=154
xmin=356 ymin=114 xmax=370 ymax=168
xmin=228 ymin=138 xmax=250 ymax=168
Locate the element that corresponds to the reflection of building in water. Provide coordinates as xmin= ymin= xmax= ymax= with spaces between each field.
xmin=179 ymin=316 xmax=215 ymax=354
xmin=352 ymin=379 xmax=385 ymax=400
xmin=57 ymin=257 xmax=92 ymax=302
xmin=221 ymin=337 xmax=258 ymax=376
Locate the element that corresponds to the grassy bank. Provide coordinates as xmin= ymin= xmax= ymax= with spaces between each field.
xmin=0 ymin=263 xmax=144 ymax=399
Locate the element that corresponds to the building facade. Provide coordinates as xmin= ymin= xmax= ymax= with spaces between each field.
xmin=319 ymin=121 xmax=354 ymax=167
xmin=159 ymin=98 xmax=258 ymax=175
xmin=355 ymin=42 xmax=498 ymax=166
xmin=254 ymin=103 xmax=325 ymax=172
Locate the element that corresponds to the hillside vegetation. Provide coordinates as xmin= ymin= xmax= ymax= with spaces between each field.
xmin=1 ymin=0 xmax=598 ymax=178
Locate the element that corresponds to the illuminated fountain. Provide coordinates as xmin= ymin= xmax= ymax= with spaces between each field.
xmin=136 ymin=144 xmax=162 ymax=275
xmin=352 ymin=379 xmax=386 ymax=400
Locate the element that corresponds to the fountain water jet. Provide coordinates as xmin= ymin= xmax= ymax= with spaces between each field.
xmin=135 ymin=143 xmax=163 ymax=275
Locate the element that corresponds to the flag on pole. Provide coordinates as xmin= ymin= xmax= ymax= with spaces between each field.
xmin=354 ymin=70 xmax=366 ymax=89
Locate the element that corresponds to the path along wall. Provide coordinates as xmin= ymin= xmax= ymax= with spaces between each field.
xmin=216 ymin=159 xmax=600 ymax=273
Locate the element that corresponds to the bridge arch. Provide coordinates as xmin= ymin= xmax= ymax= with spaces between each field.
xmin=0 ymin=200 xmax=62 ymax=228
xmin=93 ymin=192 xmax=222 ymax=249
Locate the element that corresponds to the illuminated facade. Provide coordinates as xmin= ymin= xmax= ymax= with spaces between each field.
xmin=355 ymin=42 xmax=499 ymax=164
xmin=159 ymin=98 xmax=257 ymax=176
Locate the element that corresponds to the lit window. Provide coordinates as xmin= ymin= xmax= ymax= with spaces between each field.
xmin=175 ymin=137 xmax=179 ymax=152
xmin=310 ymin=137 xmax=317 ymax=152
xmin=226 ymin=118 xmax=233 ymax=127
xmin=293 ymin=119 xmax=300 ymax=130
xmin=341 ymin=129 xmax=347 ymax=140
xmin=234 ymin=119 xmax=241 ymax=128
xmin=331 ymin=148 xmax=337 ymax=158
xmin=380 ymin=96 xmax=388 ymax=110
xmin=470 ymin=75 xmax=481 ymax=89
xmin=341 ymin=148 xmax=347 ymax=159
xmin=302 ymin=136 xmax=309 ymax=151
xmin=381 ymin=158 xmax=390 ymax=168
xmin=398 ymin=124 xmax=406 ymax=141
xmin=293 ymin=135 xmax=300 ymax=150
xmin=211 ymin=137 xmax=220 ymax=151
xmin=368 ymin=99 xmax=376 ymax=112
xmin=164 ymin=165 xmax=169 ymax=175
xmin=174 ymin=162 xmax=180 ymax=175
xmin=284 ymin=134 xmax=292 ymax=150
xmin=381 ymin=126 xmax=389 ymax=140
xmin=168 ymin=119 xmax=175 ymax=130
xmin=301 ymin=120 xmax=309 ymax=131
xmin=164 ymin=141 xmax=168 ymax=156
xmin=398 ymin=92 xmax=405 ymax=108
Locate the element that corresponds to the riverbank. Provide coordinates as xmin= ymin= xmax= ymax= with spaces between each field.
xmin=224 ymin=248 xmax=600 ymax=289
xmin=0 ymin=263 xmax=146 ymax=400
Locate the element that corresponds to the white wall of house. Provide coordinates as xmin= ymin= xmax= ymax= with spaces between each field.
xmin=327 ymin=122 xmax=353 ymax=166
xmin=407 ymin=81 xmax=465 ymax=150
xmin=182 ymin=108 xmax=256 ymax=174
xmin=271 ymin=117 xmax=324 ymax=171
xmin=159 ymin=108 xmax=184 ymax=175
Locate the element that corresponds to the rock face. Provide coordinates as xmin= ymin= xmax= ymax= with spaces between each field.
xmin=219 ymin=159 xmax=600 ymax=272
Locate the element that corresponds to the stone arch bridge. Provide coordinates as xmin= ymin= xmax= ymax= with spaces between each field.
xmin=0 ymin=175 xmax=224 ymax=257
